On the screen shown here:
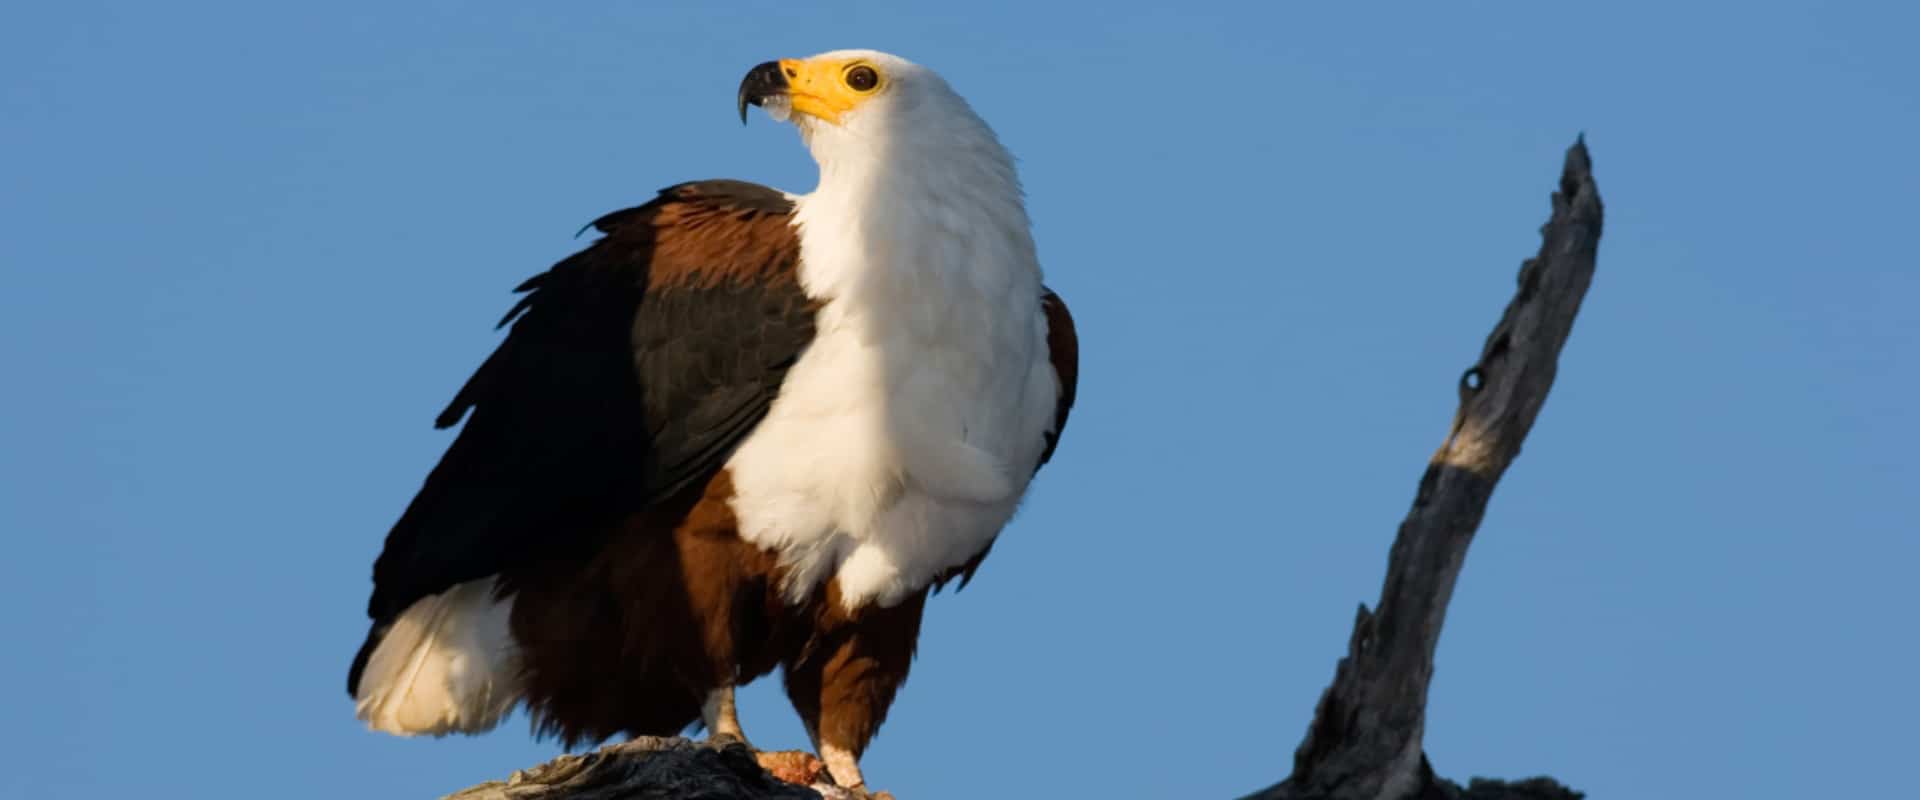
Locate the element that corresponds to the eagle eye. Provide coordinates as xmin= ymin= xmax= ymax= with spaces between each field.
xmin=844 ymin=64 xmax=880 ymax=93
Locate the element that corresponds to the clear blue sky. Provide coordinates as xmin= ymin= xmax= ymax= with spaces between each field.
xmin=4 ymin=2 xmax=1914 ymax=798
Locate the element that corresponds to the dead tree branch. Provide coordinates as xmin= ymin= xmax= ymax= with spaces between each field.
xmin=1245 ymin=137 xmax=1602 ymax=800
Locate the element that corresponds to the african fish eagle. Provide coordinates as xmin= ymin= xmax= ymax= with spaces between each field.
xmin=347 ymin=50 xmax=1078 ymax=791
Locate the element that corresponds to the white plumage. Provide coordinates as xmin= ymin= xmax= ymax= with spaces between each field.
xmin=724 ymin=51 xmax=1061 ymax=610
xmin=353 ymin=577 xmax=520 ymax=735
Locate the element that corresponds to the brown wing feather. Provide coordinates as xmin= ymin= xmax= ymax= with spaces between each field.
xmin=1037 ymin=289 xmax=1078 ymax=468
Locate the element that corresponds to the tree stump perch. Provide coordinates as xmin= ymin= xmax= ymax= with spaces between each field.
xmin=443 ymin=738 xmax=846 ymax=800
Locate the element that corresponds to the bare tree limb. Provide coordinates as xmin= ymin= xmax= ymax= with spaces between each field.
xmin=1246 ymin=137 xmax=1602 ymax=800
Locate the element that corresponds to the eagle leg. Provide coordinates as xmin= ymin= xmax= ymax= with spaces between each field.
xmin=782 ymin=588 xmax=929 ymax=792
xmin=701 ymin=686 xmax=748 ymax=746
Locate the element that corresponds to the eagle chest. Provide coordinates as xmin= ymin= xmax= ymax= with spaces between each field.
xmin=721 ymin=283 xmax=1054 ymax=611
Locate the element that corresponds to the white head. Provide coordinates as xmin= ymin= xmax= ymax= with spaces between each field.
xmin=737 ymin=49 xmax=1019 ymax=194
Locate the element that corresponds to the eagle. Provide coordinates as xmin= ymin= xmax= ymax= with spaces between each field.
xmin=347 ymin=50 xmax=1078 ymax=791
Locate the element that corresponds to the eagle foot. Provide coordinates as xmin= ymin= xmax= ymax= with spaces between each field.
xmin=751 ymin=749 xmax=890 ymax=798
xmin=753 ymin=749 xmax=828 ymax=785
xmin=706 ymin=730 xmax=752 ymax=749
xmin=808 ymin=784 xmax=893 ymax=800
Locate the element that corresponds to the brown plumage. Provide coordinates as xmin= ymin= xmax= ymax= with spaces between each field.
xmin=501 ymin=458 xmax=941 ymax=755
xmin=501 ymin=469 xmax=789 ymax=744
xmin=350 ymin=178 xmax=1079 ymax=773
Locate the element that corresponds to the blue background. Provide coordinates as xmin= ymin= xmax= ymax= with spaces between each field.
xmin=4 ymin=2 xmax=1914 ymax=798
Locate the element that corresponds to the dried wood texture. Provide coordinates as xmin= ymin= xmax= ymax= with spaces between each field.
xmin=443 ymin=737 xmax=829 ymax=800
xmin=1248 ymin=138 xmax=1602 ymax=800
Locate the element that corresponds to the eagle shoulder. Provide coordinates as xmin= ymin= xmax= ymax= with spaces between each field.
xmin=1038 ymin=288 xmax=1078 ymax=469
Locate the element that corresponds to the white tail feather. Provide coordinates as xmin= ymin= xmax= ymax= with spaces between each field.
xmin=354 ymin=577 xmax=522 ymax=736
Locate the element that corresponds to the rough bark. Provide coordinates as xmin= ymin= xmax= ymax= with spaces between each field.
xmin=442 ymin=738 xmax=842 ymax=800
xmin=1244 ymin=137 xmax=1602 ymax=800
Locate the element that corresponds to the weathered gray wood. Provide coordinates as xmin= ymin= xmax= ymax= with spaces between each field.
xmin=1246 ymin=138 xmax=1602 ymax=800
xmin=443 ymin=737 xmax=832 ymax=800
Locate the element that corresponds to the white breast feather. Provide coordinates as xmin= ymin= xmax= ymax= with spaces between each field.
xmin=724 ymin=90 xmax=1057 ymax=611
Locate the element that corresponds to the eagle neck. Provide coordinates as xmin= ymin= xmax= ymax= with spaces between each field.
xmin=791 ymin=130 xmax=1039 ymax=310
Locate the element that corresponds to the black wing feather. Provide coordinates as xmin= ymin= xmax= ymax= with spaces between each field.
xmin=352 ymin=182 xmax=812 ymax=695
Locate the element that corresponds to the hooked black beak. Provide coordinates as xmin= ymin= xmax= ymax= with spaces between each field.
xmin=737 ymin=61 xmax=788 ymax=124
